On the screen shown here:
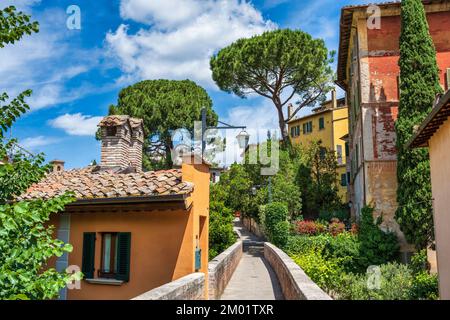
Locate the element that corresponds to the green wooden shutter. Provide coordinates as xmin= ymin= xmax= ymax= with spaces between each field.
xmin=341 ymin=174 xmax=347 ymax=187
xmin=81 ymin=232 xmax=96 ymax=279
xmin=116 ymin=232 xmax=131 ymax=282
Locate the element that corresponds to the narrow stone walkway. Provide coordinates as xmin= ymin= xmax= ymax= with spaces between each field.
xmin=220 ymin=219 xmax=284 ymax=300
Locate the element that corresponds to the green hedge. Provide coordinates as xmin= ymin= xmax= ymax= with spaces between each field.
xmin=264 ymin=202 xmax=289 ymax=248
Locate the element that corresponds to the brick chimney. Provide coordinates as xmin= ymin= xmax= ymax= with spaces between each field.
xmin=331 ymin=88 xmax=337 ymax=109
xmin=50 ymin=160 xmax=65 ymax=173
xmin=98 ymin=115 xmax=144 ymax=171
xmin=129 ymin=118 xmax=144 ymax=172
xmin=288 ymin=103 xmax=294 ymax=119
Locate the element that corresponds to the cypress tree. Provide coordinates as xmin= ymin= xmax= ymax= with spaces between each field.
xmin=395 ymin=0 xmax=442 ymax=249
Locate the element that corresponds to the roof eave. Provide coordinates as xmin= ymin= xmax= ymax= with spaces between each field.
xmin=68 ymin=193 xmax=190 ymax=206
xmin=407 ymin=90 xmax=450 ymax=149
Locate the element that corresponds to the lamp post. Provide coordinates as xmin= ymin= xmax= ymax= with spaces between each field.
xmin=201 ymin=107 xmax=249 ymax=155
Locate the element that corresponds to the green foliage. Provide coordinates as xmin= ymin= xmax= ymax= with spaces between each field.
xmin=0 ymin=7 xmax=78 ymax=299
xmin=264 ymin=202 xmax=288 ymax=245
xmin=0 ymin=139 xmax=50 ymax=203
xmin=410 ymin=249 xmax=428 ymax=274
xmin=323 ymin=233 xmax=361 ymax=274
xmin=215 ymin=163 xmax=252 ymax=215
xmin=0 ymin=6 xmax=39 ymax=48
xmin=319 ymin=208 xmax=349 ymax=223
xmin=296 ymin=140 xmax=342 ymax=218
xmin=208 ymin=200 xmax=236 ymax=260
xmin=292 ymin=251 xmax=343 ymax=291
xmin=284 ymin=234 xmax=330 ymax=256
xmin=210 ymin=29 xmax=334 ymax=142
xmin=408 ymin=250 xmax=438 ymax=300
xmin=409 ymin=271 xmax=438 ymax=300
xmin=271 ymin=221 xmax=290 ymax=248
xmin=258 ymin=205 xmax=267 ymax=235
xmin=208 ymin=184 xmax=237 ymax=260
xmin=109 ymin=79 xmax=218 ymax=170
xmin=358 ymin=206 xmax=399 ymax=269
xmin=243 ymin=142 xmax=302 ymax=219
xmin=287 ymin=221 xmax=436 ymax=300
xmin=336 ymin=263 xmax=414 ymax=300
xmin=395 ymin=0 xmax=441 ymax=249
xmin=0 ymin=195 xmax=78 ymax=299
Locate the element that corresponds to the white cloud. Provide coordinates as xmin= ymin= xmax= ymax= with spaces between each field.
xmin=0 ymin=7 xmax=99 ymax=110
xmin=120 ymin=0 xmax=204 ymax=28
xmin=21 ymin=135 xmax=60 ymax=150
xmin=107 ymin=0 xmax=276 ymax=87
xmin=263 ymin=0 xmax=290 ymax=9
xmin=49 ymin=113 xmax=103 ymax=136
xmin=1 ymin=0 xmax=41 ymax=10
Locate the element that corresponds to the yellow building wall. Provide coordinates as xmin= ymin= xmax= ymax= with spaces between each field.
xmin=288 ymin=107 xmax=349 ymax=202
xmin=332 ymin=107 xmax=349 ymax=201
xmin=289 ymin=111 xmax=333 ymax=148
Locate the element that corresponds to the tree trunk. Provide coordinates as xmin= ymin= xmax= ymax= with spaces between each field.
xmin=275 ymin=104 xmax=288 ymax=144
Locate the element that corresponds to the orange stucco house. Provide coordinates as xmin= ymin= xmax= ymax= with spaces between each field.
xmin=19 ymin=115 xmax=210 ymax=300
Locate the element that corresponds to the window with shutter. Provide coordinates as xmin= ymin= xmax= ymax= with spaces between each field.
xmin=82 ymin=232 xmax=96 ymax=279
xmin=336 ymin=145 xmax=343 ymax=165
xmin=116 ymin=232 xmax=131 ymax=282
xmin=341 ymin=174 xmax=347 ymax=187
xmin=446 ymin=68 xmax=450 ymax=91
xmin=319 ymin=117 xmax=325 ymax=130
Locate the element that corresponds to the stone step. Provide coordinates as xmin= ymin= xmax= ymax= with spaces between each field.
xmin=246 ymin=246 xmax=264 ymax=255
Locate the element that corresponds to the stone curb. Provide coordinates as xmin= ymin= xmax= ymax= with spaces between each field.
xmin=264 ymin=242 xmax=332 ymax=300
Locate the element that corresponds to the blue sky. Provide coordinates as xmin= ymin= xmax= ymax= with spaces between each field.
xmin=3 ymin=0 xmax=369 ymax=168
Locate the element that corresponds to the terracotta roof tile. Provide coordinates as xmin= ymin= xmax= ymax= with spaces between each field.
xmin=18 ymin=167 xmax=193 ymax=201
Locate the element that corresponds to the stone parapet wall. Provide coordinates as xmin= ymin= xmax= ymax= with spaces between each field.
xmin=208 ymin=241 xmax=243 ymax=300
xmin=241 ymin=217 xmax=265 ymax=239
xmin=264 ymin=243 xmax=332 ymax=300
xmin=131 ymin=273 xmax=205 ymax=300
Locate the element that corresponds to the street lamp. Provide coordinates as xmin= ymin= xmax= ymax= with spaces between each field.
xmin=236 ymin=130 xmax=250 ymax=149
xmin=201 ymin=107 xmax=249 ymax=154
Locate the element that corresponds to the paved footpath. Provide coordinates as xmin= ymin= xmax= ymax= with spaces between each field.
xmin=220 ymin=219 xmax=284 ymax=300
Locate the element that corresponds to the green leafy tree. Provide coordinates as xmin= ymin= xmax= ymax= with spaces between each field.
xmin=109 ymin=79 xmax=218 ymax=169
xmin=254 ymin=148 xmax=302 ymax=219
xmin=296 ymin=140 xmax=341 ymax=219
xmin=210 ymin=29 xmax=334 ymax=143
xmin=395 ymin=0 xmax=442 ymax=249
xmin=0 ymin=6 xmax=78 ymax=299
xmin=215 ymin=163 xmax=253 ymax=215
xmin=209 ymin=184 xmax=237 ymax=260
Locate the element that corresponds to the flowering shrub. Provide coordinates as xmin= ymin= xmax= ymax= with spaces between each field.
xmin=328 ymin=218 xmax=345 ymax=236
xmin=296 ymin=220 xmax=319 ymax=235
